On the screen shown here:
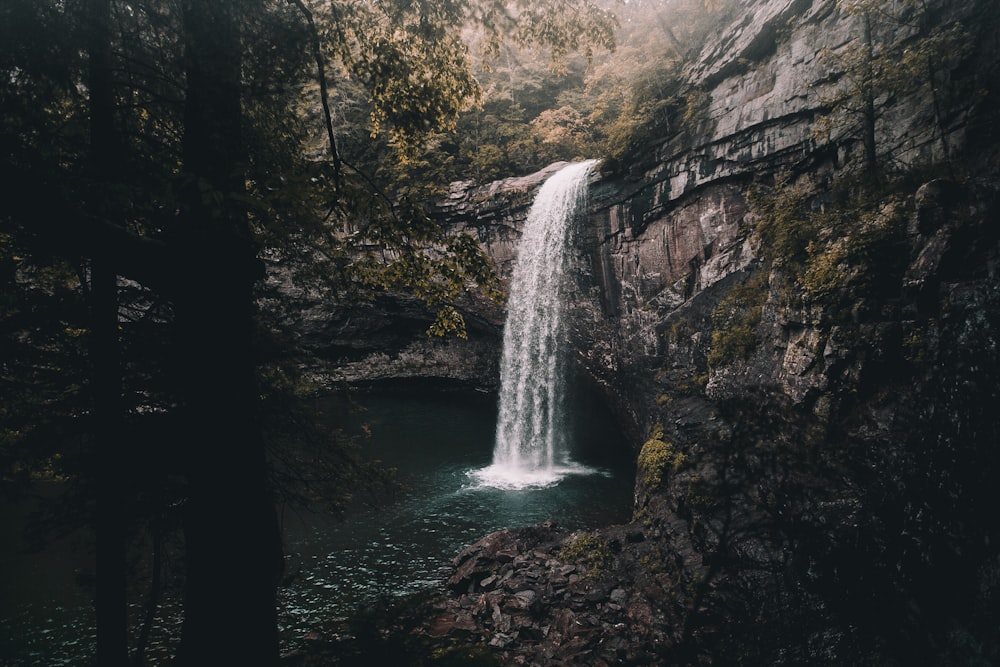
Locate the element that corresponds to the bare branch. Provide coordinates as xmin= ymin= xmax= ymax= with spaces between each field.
xmin=287 ymin=0 xmax=343 ymax=198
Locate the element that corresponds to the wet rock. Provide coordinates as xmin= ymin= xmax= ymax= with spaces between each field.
xmin=427 ymin=611 xmax=479 ymax=638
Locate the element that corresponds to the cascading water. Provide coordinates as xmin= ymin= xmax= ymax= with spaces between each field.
xmin=473 ymin=159 xmax=598 ymax=490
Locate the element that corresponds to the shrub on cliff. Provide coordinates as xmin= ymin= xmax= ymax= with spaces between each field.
xmin=707 ymin=276 xmax=766 ymax=367
xmin=745 ymin=172 xmax=908 ymax=316
xmin=637 ymin=424 xmax=686 ymax=490
xmin=559 ymin=532 xmax=613 ymax=576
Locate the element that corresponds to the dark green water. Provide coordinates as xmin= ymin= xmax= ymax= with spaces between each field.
xmin=278 ymin=386 xmax=635 ymax=641
xmin=0 ymin=387 xmax=634 ymax=664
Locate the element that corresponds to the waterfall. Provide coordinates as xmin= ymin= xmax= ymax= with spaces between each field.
xmin=474 ymin=159 xmax=598 ymax=490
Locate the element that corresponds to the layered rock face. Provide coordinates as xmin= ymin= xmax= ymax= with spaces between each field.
xmin=419 ymin=0 xmax=1000 ymax=664
xmin=573 ymin=0 xmax=995 ymax=436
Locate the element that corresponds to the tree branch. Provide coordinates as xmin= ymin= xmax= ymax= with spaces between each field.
xmin=287 ymin=0 xmax=343 ymax=198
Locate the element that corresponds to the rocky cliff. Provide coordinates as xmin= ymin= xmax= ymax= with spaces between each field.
xmin=415 ymin=0 xmax=1000 ymax=664
xmin=279 ymin=0 xmax=1000 ymax=662
xmin=572 ymin=0 xmax=997 ymax=437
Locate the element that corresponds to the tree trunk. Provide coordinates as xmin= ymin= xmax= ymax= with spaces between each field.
xmin=173 ymin=1 xmax=283 ymax=664
xmin=87 ymin=0 xmax=129 ymax=663
xmin=173 ymin=269 xmax=282 ymax=665
xmin=861 ymin=10 xmax=879 ymax=179
xmin=91 ymin=263 xmax=128 ymax=667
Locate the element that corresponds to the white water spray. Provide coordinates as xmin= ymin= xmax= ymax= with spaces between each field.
xmin=473 ymin=160 xmax=598 ymax=490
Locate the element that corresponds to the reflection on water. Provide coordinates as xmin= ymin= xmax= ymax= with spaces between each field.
xmin=0 ymin=387 xmax=634 ymax=664
xmin=0 ymin=482 xmax=96 ymax=665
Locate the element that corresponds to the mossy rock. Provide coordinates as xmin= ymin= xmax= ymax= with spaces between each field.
xmin=637 ymin=425 xmax=686 ymax=490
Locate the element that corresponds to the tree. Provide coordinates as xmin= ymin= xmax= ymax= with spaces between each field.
xmin=169 ymin=1 xmax=285 ymax=662
xmin=815 ymin=0 xmax=975 ymax=178
xmin=85 ymin=0 xmax=129 ymax=663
